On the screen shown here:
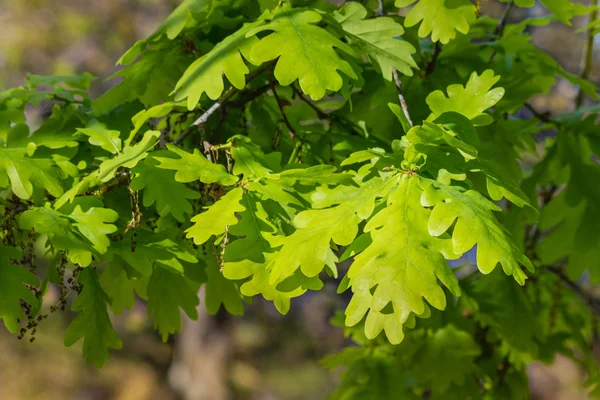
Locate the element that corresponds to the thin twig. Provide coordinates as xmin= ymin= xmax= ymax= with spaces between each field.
xmin=392 ymin=68 xmax=413 ymax=127
xmin=526 ymin=184 xmax=558 ymax=253
xmin=546 ymin=266 xmax=600 ymax=316
xmin=229 ymin=84 xmax=271 ymax=108
xmin=291 ymin=83 xmax=390 ymax=149
xmin=489 ymin=2 xmax=515 ymax=63
xmin=272 ymin=84 xmax=296 ymax=140
xmin=494 ymin=2 xmax=515 ymax=37
xmin=290 ymin=84 xmax=329 ymax=119
xmin=272 ymin=84 xmax=304 ymax=163
xmin=523 ymin=102 xmax=553 ymax=124
xmin=576 ymin=0 xmax=599 ymax=107
xmin=425 ymin=42 xmax=441 ymax=76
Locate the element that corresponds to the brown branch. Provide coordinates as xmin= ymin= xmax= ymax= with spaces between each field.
xmin=392 ymin=68 xmax=413 ymax=127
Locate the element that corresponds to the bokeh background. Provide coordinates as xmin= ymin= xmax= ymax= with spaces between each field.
xmin=0 ymin=1 xmax=598 ymax=399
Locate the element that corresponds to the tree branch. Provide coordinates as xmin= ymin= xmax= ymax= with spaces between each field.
xmin=272 ymin=84 xmax=296 ymax=140
xmin=425 ymin=42 xmax=441 ymax=76
xmin=494 ymin=2 xmax=514 ymax=37
xmin=489 ymin=2 xmax=515 ymax=63
xmin=523 ymin=102 xmax=553 ymax=123
xmin=546 ymin=266 xmax=600 ymax=316
xmin=290 ymin=83 xmax=391 ymax=149
xmin=392 ymin=68 xmax=413 ymax=127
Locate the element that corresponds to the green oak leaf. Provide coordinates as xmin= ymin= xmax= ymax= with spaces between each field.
xmin=174 ymin=20 xmax=262 ymax=109
xmin=146 ymin=264 xmax=200 ymax=341
xmin=410 ymin=325 xmax=481 ymax=392
xmin=426 ymin=70 xmax=504 ymax=126
xmin=20 ymin=205 xmax=116 ymax=266
xmin=109 ymin=231 xmax=198 ymax=276
xmin=0 ymin=245 xmax=40 ymax=334
xmin=154 ymin=144 xmax=238 ymax=185
xmin=100 ymin=257 xmax=148 ymax=315
xmin=540 ymin=0 xmax=575 ymax=24
xmin=154 ymin=0 xmax=214 ymax=41
xmin=345 ymin=175 xmax=460 ymax=344
xmin=265 ymin=165 xmax=356 ymax=186
xmin=56 ymin=131 xmax=160 ymax=207
xmin=93 ymin=44 xmax=191 ymax=115
xmin=333 ymin=2 xmax=417 ymax=79
xmin=76 ymin=123 xmax=122 ymax=154
xmin=186 ymin=187 xmax=245 ymax=245
xmin=131 ymin=154 xmax=200 ymax=222
xmin=204 ymin=252 xmax=245 ymax=316
xmin=222 ymin=193 xmax=319 ymax=313
xmin=230 ymin=140 xmax=281 ymax=179
xmin=396 ymin=0 xmax=476 ymax=44
xmin=127 ymin=102 xmax=183 ymax=145
xmin=97 ymin=130 xmax=160 ymax=182
xmin=0 ymin=124 xmax=64 ymax=199
xmin=247 ymin=5 xmax=357 ymax=100
xmin=0 ymin=147 xmax=64 ymax=199
xmin=64 ymin=268 xmax=123 ymax=368
xmin=464 ymin=269 xmax=540 ymax=357
xmin=118 ymin=0 xmax=216 ymax=65
xmin=26 ymin=73 xmax=95 ymax=91
xmin=267 ymin=176 xmax=398 ymax=284
xmin=69 ymin=205 xmax=119 ymax=254
xmin=10 ymin=104 xmax=81 ymax=149
xmin=420 ymin=179 xmax=533 ymax=284
xmin=537 ymin=188 xmax=600 ymax=283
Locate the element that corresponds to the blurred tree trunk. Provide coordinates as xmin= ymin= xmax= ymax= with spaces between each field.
xmin=168 ymin=287 xmax=232 ymax=400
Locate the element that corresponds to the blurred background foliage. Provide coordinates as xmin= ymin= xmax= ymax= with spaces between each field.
xmin=0 ymin=0 xmax=598 ymax=399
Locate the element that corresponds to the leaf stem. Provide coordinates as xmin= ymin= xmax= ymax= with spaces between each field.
xmin=392 ymin=68 xmax=413 ymax=127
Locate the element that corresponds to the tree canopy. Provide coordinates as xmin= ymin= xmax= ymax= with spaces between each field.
xmin=1 ymin=0 xmax=600 ymax=397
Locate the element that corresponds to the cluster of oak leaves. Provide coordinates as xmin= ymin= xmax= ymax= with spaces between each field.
xmin=2 ymin=0 xmax=600 ymax=397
